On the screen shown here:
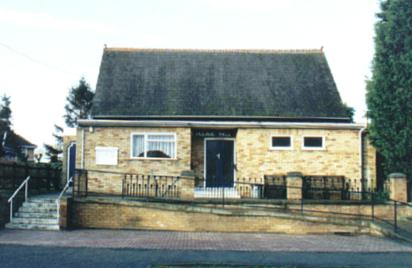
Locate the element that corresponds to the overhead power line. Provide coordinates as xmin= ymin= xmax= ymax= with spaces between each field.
xmin=0 ymin=41 xmax=76 ymax=76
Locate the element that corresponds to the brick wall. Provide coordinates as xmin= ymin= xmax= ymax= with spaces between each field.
xmin=191 ymin=128 xmax=374 ymax=188
xmin=191 ymin=137 xmax=204 ymax=178
xmin=70 ymin=198 xmax=371 ymax=234
xmin=77 ymin=127 xmax=191 ymax=194
xmin=77 ymin=125 xmax=376 ymax=194
xmin=236 ymin=128 xmax=371 ymax=188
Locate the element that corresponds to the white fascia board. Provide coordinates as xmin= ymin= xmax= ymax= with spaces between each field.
xmin=20 ymin=145 xmax=37 ymax=149
xmin=78 ymin=119 xmax=365 ymax=130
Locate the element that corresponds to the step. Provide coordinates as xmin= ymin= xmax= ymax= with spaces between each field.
xmin=194 ymin=187 xmax=241 ymax=199
xmin=5 ymin=223 xmax=59 ymax=231
xmin=28 ymin=198 xmax=57 ymax=204
xmin=18 ymin=207 xmax=57 ymax=213
xmin=15 ymin=211 xmax=58 ymax=219
xmin=11 ymin=217 xmax=59 ymax=225
xmin=22 ymin=202 xmax=57 ymax=209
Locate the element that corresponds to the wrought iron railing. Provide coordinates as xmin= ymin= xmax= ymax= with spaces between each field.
xmin=73 ymin=169 xmax=88 ymax=197
xmin=122 ymin=174 xmax=181 ymax=199
xmin=73 ymin=169 xmax=383 ymax=202
xmin=72 ymin=168 xmax=412 ymax=235
xmin=263 ymin=175 xmax=287 ymax=199
xmin=301 ymin=176 xmax=376 ymax=201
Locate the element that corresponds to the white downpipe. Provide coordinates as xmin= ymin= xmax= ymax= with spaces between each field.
xmin=81 ymin=128 xmax=85 ymax=169
xmin=359 ymin=127 xmax=366 ymax=189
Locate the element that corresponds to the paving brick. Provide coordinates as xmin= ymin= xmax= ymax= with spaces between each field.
xmin=0 ymin=229 xmax=411 ymax=252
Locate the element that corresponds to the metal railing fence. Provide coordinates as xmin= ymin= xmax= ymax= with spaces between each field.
xmin=72 ymin=168 xmax=412 ymax=236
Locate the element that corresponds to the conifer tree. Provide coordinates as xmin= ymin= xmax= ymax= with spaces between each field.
xmin=64 ymin=77 xmax=94 ymax=127
xmin=44 ymin=125 xmax=63 ymax=169
xmin=0 ymin=95 xmax=25 ymax=161
xmin=367 ymin=0 xmax=412 ymax=177
xmin=0 ymin=95 xmax=12 ymax=129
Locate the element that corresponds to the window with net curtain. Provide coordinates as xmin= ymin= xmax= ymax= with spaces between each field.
xmin=132 ymin=133 xmax=176 ymax=158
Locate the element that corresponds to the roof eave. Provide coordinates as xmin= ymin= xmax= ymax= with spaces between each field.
xmin=20 ymin=145 xmax=37 ymax=149
xmin=92 ymin=115 xmax=352 ymax=123
xmin=79 ymin=119 xmax=365 ymax=130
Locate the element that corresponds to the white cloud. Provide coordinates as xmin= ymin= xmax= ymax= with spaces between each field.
xmin=0 ymin=8 xmax=115 ymax=34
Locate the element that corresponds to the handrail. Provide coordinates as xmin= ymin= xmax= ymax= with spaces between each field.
xmin=387 ymin=198 xmax=412 ymax=208
xmin=56 ymin=176 xmax=73 ymax=203
xmin=56 ymin=176 xmax=73 ymax=218
xmin=8 ymin=176 xmax=31 ymax=222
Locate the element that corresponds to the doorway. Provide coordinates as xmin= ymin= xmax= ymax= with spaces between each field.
xmin=204 ymin=139 xmax=235 ymax=187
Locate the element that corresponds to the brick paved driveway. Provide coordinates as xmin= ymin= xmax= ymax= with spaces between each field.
xmin=0 ymin=229 xmax=411 ymax=252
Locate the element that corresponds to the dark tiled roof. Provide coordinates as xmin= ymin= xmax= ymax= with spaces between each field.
xmin=1 ymin=131 xmax=36 ymax=148
xmin=14 ymin=134 xmax=36 ymax=148
xmin=92 ymin=48 xmax=349 ymax=119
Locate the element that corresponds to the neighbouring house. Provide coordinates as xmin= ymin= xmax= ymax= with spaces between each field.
xmin=75 ymin=47 xmax=378 ymax=199
xmin=0 ymin=131 xmax=37 ymax=162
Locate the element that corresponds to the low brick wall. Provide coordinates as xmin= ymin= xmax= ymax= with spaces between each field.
xmin=69 ymin=198 xmax=377 ymax=234
xmin=287 ymin=203 xmax=412 ymax=221
xmin=59 ymin=197 xmax=71 ymax=230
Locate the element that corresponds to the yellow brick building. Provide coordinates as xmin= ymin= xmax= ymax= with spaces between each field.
xmin=74 ymin=47 xmax=378 ymax=198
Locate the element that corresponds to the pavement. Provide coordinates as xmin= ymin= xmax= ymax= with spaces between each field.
xmin=1 ymin=229 xmax=412 ymax=252
xmin=1 ymin=229 xmax=412 ymax=267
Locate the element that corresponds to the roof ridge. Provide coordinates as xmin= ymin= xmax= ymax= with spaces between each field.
xmin=103 ymin=47 xmax=324 ymax=54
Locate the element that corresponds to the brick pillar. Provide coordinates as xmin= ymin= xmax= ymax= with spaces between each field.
xmin=287 ymin=172 xmax=303 ymax=200
xmin=59 ymin=197 xmax=71 ymax=230
xmin=179 ymin=171 xmax=195 ymax=200
xmin=388 ymin=173 xmax=408 ymax=203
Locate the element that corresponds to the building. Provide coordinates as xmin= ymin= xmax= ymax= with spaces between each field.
xmin=1 ymin=131 xmax=37 ymax=162
xmin=75 ymin=47 xmax=377 ymax=198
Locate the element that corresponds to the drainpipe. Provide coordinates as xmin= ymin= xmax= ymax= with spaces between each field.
xmin=81 ymin=128 xmax=85 ymax=169
xmin=359 ymin=127 xmax=366 ymax=193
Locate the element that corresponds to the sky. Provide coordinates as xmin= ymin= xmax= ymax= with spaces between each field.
xmin=0 ymin=0 xmax=381 ymax=149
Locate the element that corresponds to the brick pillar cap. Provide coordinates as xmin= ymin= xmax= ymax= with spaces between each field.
xmin=287 ymin=171 xmax=303 ymax=177
xmin=388 ymin=173 xmax=407 ymax=179
xmin=181 ymin=170 xmax=195 ymax=177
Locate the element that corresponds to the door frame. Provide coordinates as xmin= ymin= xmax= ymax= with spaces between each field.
xmin=203 ymin=138 xmax=236 ymax=188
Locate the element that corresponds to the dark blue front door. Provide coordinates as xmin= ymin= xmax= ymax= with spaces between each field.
xmin=68 ymin=143 xmax=76 ymax=180
xmin=205 ymin=140 xmax=234 ymax=187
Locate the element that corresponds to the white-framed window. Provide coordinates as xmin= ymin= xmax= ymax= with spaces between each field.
xmin=95 ymin=147 xmax=118 ymax=165
xmin=302 ymin=136 xmax=325 ymax=150
xmin=131 ymin=133 xmax=177 ymax=159
xmin=270 ymin=135 xmax=293 ymax=150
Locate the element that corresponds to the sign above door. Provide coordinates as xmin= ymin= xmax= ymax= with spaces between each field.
xmin=193 ymin=129 xmax=237 ymax=138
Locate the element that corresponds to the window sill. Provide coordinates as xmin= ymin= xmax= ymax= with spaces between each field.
xmin=128 ymin=157 xmax=178 ymax=161
xmin=269 ymin=147 xmax=293 ymax=151
xmin=301 ymin=147 xmax=326 ymax=151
